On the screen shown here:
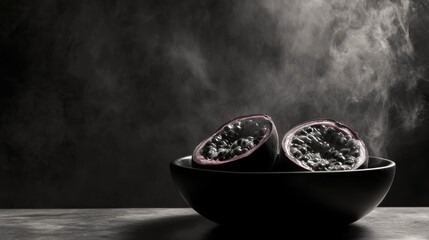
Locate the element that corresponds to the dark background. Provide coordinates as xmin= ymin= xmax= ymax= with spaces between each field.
xmin=1 ymin=0 xmax=428 ymax=207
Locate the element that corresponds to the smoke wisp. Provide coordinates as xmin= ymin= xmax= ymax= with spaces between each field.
xmin=171 ymin=0 xmax=424 ymax=156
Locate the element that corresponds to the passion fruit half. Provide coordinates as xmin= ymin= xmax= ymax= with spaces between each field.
xmin=281 ymin=119 xmax=368 ymax=171
xmin=192 ymin=114 xmax=279 ymax=171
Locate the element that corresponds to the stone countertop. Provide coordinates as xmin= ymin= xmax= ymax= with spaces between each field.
xmin=0 ymin=208 xmax=428 ymax=239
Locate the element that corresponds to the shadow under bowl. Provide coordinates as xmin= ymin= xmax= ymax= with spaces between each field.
xmin=170 ymin=156 xmax=395 ymax=226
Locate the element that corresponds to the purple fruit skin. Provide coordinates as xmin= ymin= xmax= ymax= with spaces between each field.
xmin=192 ymin=114 xmax=279 ymax=171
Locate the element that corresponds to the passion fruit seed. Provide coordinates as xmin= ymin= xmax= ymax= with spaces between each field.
xmin=290 ymin=124 xmax=361 ymax=171
xmin=200 ymin=119 xmax=269 ymax=161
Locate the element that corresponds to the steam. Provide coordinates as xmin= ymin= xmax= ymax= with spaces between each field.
xmin=170 ymin=0 xmax=424 ymax=156
xmin=264 ymin=0 xmax=422 ymax=155
xmin=169 ymin=33 xmax=212 ymax=90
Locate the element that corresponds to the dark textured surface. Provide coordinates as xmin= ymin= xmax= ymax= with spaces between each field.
xmin=0 ymin=0 xmax=429 ymax=207
xmin=0 ymin=208 xmax=428 ymax=239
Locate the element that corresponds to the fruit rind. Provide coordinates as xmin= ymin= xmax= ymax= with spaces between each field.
xmin=192 ymin=114 xmax=279 ymax=171
xmin=281 ymin=119 xmax=368 ymax=171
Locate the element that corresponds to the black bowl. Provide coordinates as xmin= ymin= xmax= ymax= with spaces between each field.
xmin=170 ymin=156 xmax=395 ymax=226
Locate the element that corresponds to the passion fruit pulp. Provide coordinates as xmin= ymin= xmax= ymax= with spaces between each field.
xmin=281 ymin=119 xmax=368 ymax=171
xmin=192 ymin=114 xmax=279 ymax=171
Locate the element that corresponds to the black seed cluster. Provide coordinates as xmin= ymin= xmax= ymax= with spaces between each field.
xmin=201 ymin=119 xmax=269 ymax=161
xmin=290 ymin=124 xmax=360 ymax=171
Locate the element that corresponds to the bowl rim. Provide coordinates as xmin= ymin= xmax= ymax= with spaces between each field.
xmin=171 ymin=155 xmax=395 ymax=174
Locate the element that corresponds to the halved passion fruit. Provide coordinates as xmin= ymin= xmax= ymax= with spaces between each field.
xmin=281 ymin=119 xmax=368 ymax=171
xmin=192 ymin=114 xmax=279 ymax=171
